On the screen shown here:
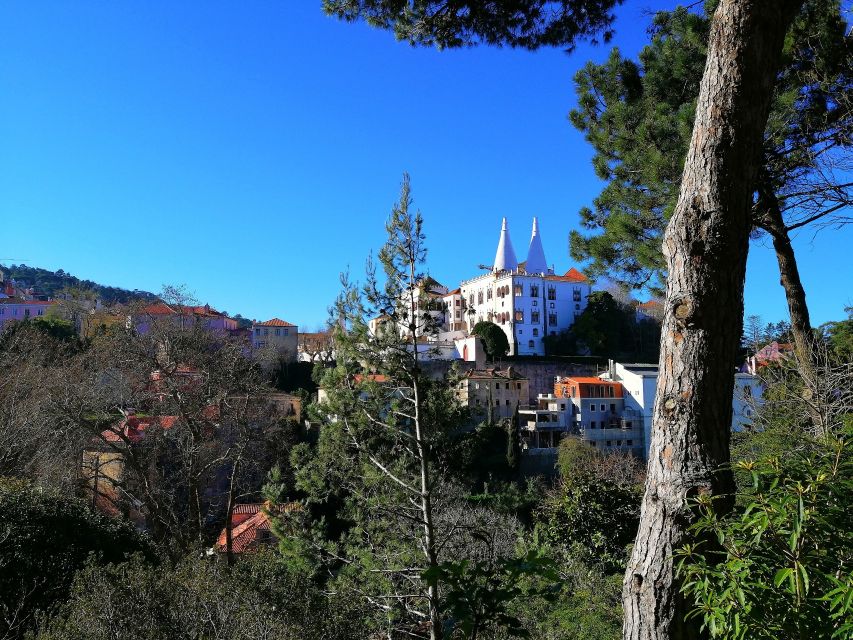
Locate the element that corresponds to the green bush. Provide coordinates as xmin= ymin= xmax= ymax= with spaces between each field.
xmin=677 ymin=436 xmax=853 ymax=639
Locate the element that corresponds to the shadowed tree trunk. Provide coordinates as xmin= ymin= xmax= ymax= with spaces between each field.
xmin=622 ymin=1 xmax=803 ymax=638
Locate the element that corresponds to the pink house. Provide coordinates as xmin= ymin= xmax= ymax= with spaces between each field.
xmin=0 ymin=298 xmax=57 ymax=332
xmin=133 ymin=302 xmax=239 ymax=335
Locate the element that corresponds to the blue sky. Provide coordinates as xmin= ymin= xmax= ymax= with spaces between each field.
xmin=1 ymin=2 xmax=849 ymax=329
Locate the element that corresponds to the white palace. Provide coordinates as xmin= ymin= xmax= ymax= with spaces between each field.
xmin=378 ymin=217 xmax=593 ymax=358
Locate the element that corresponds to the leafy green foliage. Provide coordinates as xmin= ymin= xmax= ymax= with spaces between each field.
xmin=568 ymin=1 xmax=851 ymax=293
xmin=820 ymin=306 xmax=853 ymax=361
xmin=36 ymin=553 xmax=366 ymax=640
xmin=323 ymin=0 xmax=621 ymax=51
xmin=677 ymin=436 xmax=853 ymax=639
xmin=472 ymin=321 xmax=510 ymax=361
xmin=537 ymin=438 xmax=643 ymax=570
xmin=0 ymin=480 xmax=154 ymax=639
xmin=544 ymin=291 xmax=660 ymax=361
xmin=424 ymin=550 xmax=559 ymax=639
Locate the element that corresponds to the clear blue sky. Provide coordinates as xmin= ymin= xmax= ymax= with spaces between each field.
xmin=1 ymin=2 xmax=849 ymax=329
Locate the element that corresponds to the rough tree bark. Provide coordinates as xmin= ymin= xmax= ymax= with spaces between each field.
xmin=622 ymin=1 xmax=803 ymax=639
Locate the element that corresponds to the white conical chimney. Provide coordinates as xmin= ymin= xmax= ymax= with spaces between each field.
xmin=525 ymin=217 xmax=548 ymax=274
xmin=493 ymin=217 xmax=518 ymax=273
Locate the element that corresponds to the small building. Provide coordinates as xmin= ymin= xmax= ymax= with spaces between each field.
xmin=252 ymin=318 xmax=298 ymax=362
xmin=456 ymin=367 xmax=529 ymax=421
xmin=0 ymin=298 xmax=57 ymax=332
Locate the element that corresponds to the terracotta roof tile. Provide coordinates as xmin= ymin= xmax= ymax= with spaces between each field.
xmin=254 ymin=318 xmax=296 ymax=327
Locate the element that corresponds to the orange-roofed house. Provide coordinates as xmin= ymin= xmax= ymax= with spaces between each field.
xmin=519 ymin=375 xmax=644 ymax=456
xmin=213 ymin=502 xmax=300 ymax=556
xmin=252 ymin=318 xmax=298 ymax=363
xmin=134 ymin=302 xmax=239 ymax=335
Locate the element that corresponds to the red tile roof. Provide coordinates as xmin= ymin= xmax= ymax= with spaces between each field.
xmin=141 ymin=303 xmax=229 ymax=318
xmin=0 ymin=298 xmax=56 ymax=305
xmin=254 ymin=318 xmax=296 ymax=327
xmin=214 ymin=502 xmax=300 ymax=554
xmin=102 ymin=415 xmax=178 ymax=444
xmin=545 ymin=268 xmax=589 ymax=283
xmin=353 ymin=373 xmax=389 ymax=383
xmin=446 ymin=288 xmax=461 ymax=295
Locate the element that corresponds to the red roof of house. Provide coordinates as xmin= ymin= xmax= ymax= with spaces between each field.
xmin=353 ymin=373 xmax=389 ymax=383
xmin=141 ymin=303 xmax=229 ymax=318
xmin=0 ymin=298 xmax=56 ymax=305
xmin=565 ymin=377 xmax=609 ymax=384
xmin=254 ymin=318 xmax=296 ymax=327
xmin=102 ymin=415 xmax=178 ymax=444
xmin=636 ymin=300 xmax=660 ymax=309
xmin=545 ymin=268 xmax=589 ymax=283
xmin=214 ymin=502 xmax=300 ymax=554
xmin=446 ymin=288 xmax=461 ymax=295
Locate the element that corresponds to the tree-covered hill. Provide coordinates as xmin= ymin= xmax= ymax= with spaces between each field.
xmin=0 ymin=263 xmax=156 ymax=304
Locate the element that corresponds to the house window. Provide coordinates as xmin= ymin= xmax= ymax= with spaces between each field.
xmin=531 ymin=311 xmax=540 ymax=323
xmin=264 ymin=328 xmax=269 ymax=336
xmin=590 ymin=405 xmax=596 ymax=412
xmin=530 ymin=284 xmax=539 ymax=297
xmin=469 ymin=294 xmax=475 ymax=306
xmin=548 ymin=313 xmax=557 ymax=325
xmin=573 ymin=287 xmax=582 ymax=302
xmin=610 ymin=404 xmax=616 ymax=412
xmin=591 ymin=421 xmax=597 ymax=428
xmin=283 ymin=328 xmax=289 ymax=336
xmin=275 ymin=328 xmax=281 ymax=336
xmin=478 ymin=291 xmax=484 ymax=304
xmin=533 ymin=328 xmax=539 ymax=336
xmin=487 ymin=289 xmax=493 ymax=300
xmin=514 ymin=285 xmax=523 ymax=297
xmin=495 ymin=382 xmax=500 ymax=389
xmin=547 ymin=286 xmax=556 ymax=300
xmin=515 ymin=310 xmax=524 ymax=322
xmin=601 ymin=404 xmax=606 ymax=411
xmin=505 ymin=400 xmax=510 ymax=406
xmin=455 ymin=299 xmax=460 ymax=306
xmin=495 ymin=400 xmax=500 ymax=406
xmin=516 ymin=383 xmax=521 ymax=389
xmin=505 ymin=383 xmax=509 ymax=389
xmin=528 ymin=340 xmax=534 ymax=348
xmin=627 ymin=439 xmax=633 ymax=445
xmin=255 ymin=328 xmax=261 ymax=336
xmin=37 ymin=309 xmax=44 ymax=316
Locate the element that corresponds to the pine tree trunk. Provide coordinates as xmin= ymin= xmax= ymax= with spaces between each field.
xmin=756 ymin=190 xmax=824 ymax=434
xmin=622 ymin=2 xmax=803 ymax=638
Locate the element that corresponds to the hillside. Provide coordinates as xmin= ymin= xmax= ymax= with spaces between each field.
xmin=0 ymin=263 xmax=156 ymax=305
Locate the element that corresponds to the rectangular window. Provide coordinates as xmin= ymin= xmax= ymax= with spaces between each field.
xmin=514 ymin=285 xmax=523 ymax=297
xmin=264 ymin=328 xmax=269 ymax=336
xmin=505 ymin=383 xmax=509 ymax=389
xmin=283 ymin=328 xmax=289 ymax=336
xmin=487 ymin=289 xmax=493 ymax=300
xmin=478 ymin=291 xmax=484 ymax=304
xmin=610 ymin=404 xmax=616 ymax=412
xmin=601 ymin=404 xmax=606 ymax=411
xmin=533 ymin=328 xmax=539 ymax=336
xmin=547 ymin=286 xmax=556 ymax=300
xmin=627 ymin=439 xmax=633 ymax=445
xmin=455 ymin=299 xmax=460 ymax=306
xmin=548 ymin=313 xmax=557 ymax=325
xmin=573 ymin=287 xmax=582 ymax=302
xmin=590 ymin=405 xmax=596 ymax=412
xmin=495 ymin=400 xmax=500 ymax=406
xmin=275 ymin=328 xmax=281 ymax=336
xmin=591 ymin=421 xmax=597 ymax=428
xmin=530 ymin=284 xmax=539 ymax=297
xmin=255 ymin=328 xmax=261 ymax=336
xmin=531 ymin=311 xmax=540 ymax=323
xmin=37 ymin=310 xmax=44 ymax=316
xmin=515 ymin=310 xmax=524 ymax=322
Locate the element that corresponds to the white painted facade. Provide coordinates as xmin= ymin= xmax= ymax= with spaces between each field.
xmin=458 ymin=218 xmax=592 ymax=356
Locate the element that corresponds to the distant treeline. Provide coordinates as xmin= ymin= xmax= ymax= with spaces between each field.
xmin=1 ymin=264 xmax=156 ymax=305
